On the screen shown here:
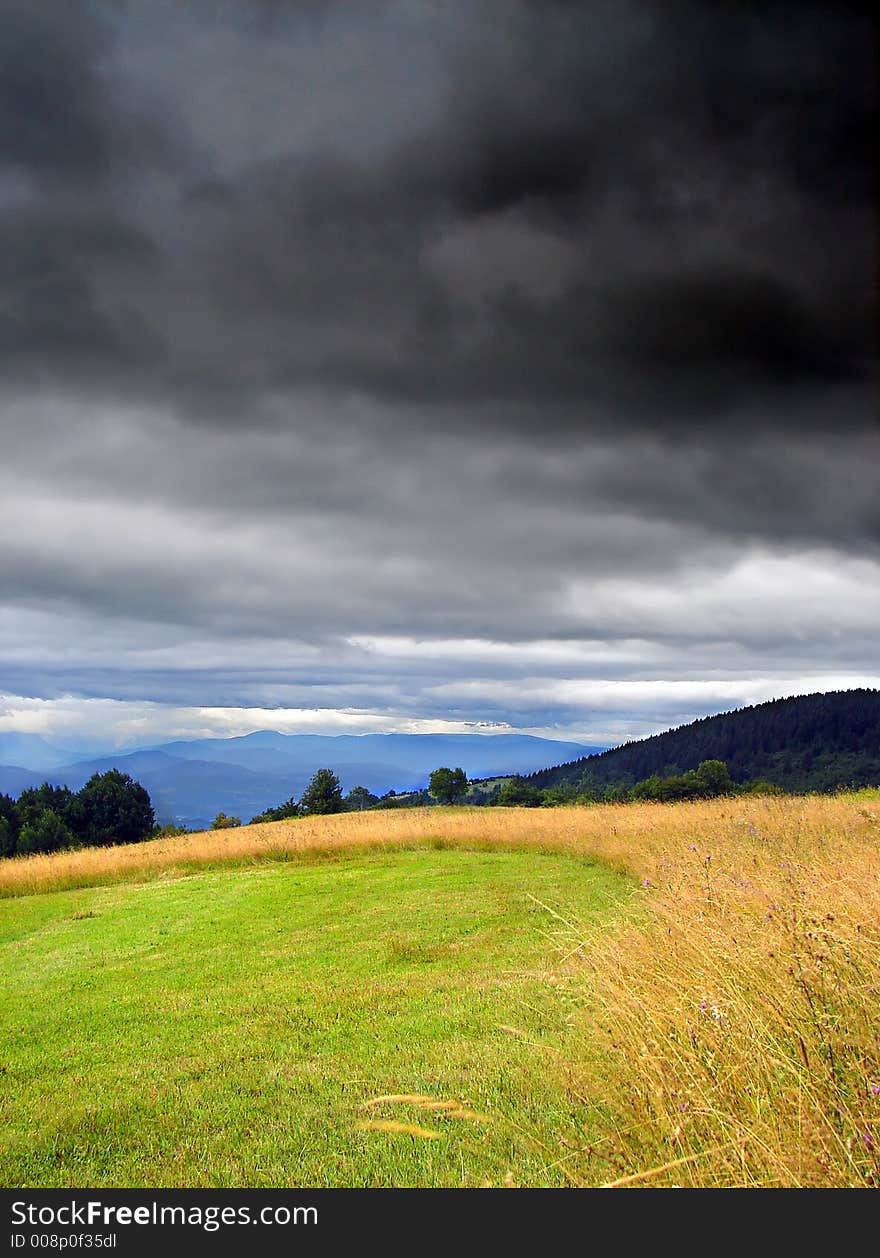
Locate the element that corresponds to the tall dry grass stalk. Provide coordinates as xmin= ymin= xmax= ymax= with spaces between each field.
xmin=1 ymin=793 xmax=877 ymax=1186
xmin=556 ymin=793 xmax=880 ymax=1187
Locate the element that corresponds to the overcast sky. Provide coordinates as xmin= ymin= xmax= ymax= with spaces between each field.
xmin=1 ymin=0 xmax=877 ymax=749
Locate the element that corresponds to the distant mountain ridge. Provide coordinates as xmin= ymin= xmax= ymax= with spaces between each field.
xmin=0 ymin=733 xmax=81 ymax=772
xmin=4 ymin=692 xmax=878 ymax=826
xmin=525 ymin=690 xmax=880 ymax=794
xmin=0 ymin=731 xmax=602 ymax=830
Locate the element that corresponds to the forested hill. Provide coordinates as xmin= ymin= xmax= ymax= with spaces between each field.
xmin=526 ymin=690 xmax=880 ymax=794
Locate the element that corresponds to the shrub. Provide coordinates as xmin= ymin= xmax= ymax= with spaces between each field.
xmin=211 ymin=812 xmax=241 ymax=830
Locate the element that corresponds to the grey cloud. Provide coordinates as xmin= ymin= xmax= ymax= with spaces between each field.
xmin=0 ymin=212 xmax=162 ymax=388
xmin=0 ymin=1 xmax=112 ymax=184
xmin=0 ymin=1 xmax=877 ymax=734
xmin=3 ymin=403 xmax=878 ymax=655
xmin=1 ymin=1 xmax=186 ymax=185
xmin=1 ymin=2 xmax=873 ymax=425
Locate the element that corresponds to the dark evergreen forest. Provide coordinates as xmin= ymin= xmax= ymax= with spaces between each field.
xmin=525 ymin=690 xmax=880 ymax=795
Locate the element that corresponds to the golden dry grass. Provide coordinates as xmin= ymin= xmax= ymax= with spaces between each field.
xmin=355 ymin=1094 xmax=492 ymax=1140
xmin=552 ymin=793 xmax=880 ymax=1187
xmin=2 ymin=793 xmax=878 ymax=1186
xmin=0 ymin=800 xmax=722 ymax=899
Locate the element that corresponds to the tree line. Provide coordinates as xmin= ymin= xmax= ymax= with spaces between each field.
xmin=524 ymin=689 xmax=880 ymax=796
xmin=4 ymin=734 xmax=870 ymax=861
xmin=224 ymin=758 xmax=759 ymax=826
xmin=213 ymin=766 xmax=469 ymax=828
xmin=0 ymin=771 xmax=155 ymax=857
xmin=475 ymin=758 xmax=772 ymax=807
xmin=0 ymin=765 xmax=472 ymax=858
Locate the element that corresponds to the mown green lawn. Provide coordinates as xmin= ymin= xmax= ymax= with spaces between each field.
xmin=0 ymin=849 xmax=632 ymax=1187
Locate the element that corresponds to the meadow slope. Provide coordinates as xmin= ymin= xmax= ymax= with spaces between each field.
xmin=1 ymin=794 xmax=878 ymax=1187
xmin=0 ymin=849 xmax=632 ymax=1187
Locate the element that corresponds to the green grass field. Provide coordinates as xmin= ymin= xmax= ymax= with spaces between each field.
xmin=0 ymin=848 xmax=633 ymax=1187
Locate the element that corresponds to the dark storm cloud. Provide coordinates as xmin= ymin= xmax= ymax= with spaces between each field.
xmin=2 ymin=1 xmax=874 ymax=428
xmin=0 ymin=1 xmax=877 ymax=735
xmin=0 ymin=1 xmax=112 ymax=183
xmin=0 ymin=1 xmax=185 ymax=394
xmin=1 ymin=0 xmax=185 ymax=183
xmin=0 ymin=211 xmax=161 ymax=386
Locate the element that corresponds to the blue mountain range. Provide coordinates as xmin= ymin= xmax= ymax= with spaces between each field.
xmin=0 ymin=731 xmax=604 ymax=831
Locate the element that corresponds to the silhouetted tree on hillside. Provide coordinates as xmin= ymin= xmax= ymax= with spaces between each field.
xmin=428 ymin=767 xmax=468 ymax=805
xmin=300 ymin=769 xmax=344 ymax=815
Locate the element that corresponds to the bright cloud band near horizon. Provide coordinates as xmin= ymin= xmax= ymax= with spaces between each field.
xmin=3 ymin=672 xmax=880 ymax=753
